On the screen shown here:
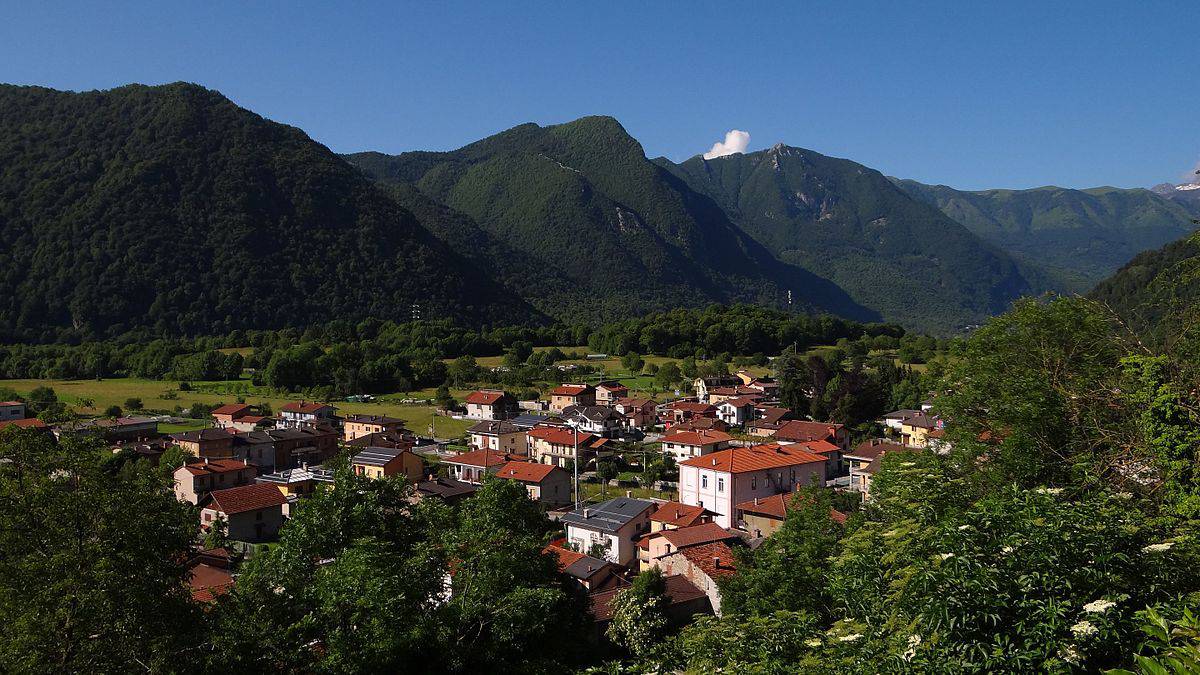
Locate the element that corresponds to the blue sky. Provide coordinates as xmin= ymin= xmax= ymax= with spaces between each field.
xmin=2 ymin=1 xmax=1197 ymax=190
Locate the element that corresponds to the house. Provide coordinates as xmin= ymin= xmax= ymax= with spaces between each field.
xmin=716 ymin=396 xmax=758 ymax=427
xmin=561 ymin=405 xmax=626 ymax=438
xmin=549 ymin=384 xmax=596 ymax=412
xmin=413 ymin=476 xmax=478 ymax=504
xmin=526 ymin=425 xmax=603 ymax=468
xmin=228 ymin=415 xmax=273 ymax=432
xmin=494 ymin=461 xmax=572 ymax=506
xmin=509 ymin=412 xmax=564 ymax=432
xmin=791 ymin=438 xmax=844 ymax=480
xmin=468 ymin=420 xmax=528 ymax=455
xmin=172 ymin=428 xmax=236 ymax=459
xmin=735 ymin=491 xmax=848 ymax=538
xmin=199 ymin=483 xmax=287 ymax=543
xmin=594 ymin=381 xmax=629 ymax=406
xmin=693 ymin=376 xmax=741 ymax=403
xmin=442 ymin=449 xmax=513 ymax=483
xmin=774 ymin=420 xmax=849 ymax=453
xmin=278 ymin=401 xmax=337 ymax=429
xmin=231 ymin=427 xmax=340 ymax=471
xmin=638 ymin=522 xmax=738 ymax=571
xmin=705 ymin=386 xmax=764 ymax=406
xmin=678 ymin=443 xmax=828 ymax=528
xmin=613 ymin=397 xmax=658 ymax=429
xmin=187 ymin=548 xmax=235 ymax=603
xmin=346 ymin=429 xmax=415 ymax=450
xmin=670 ymin=417 xmax=730 ymax=434
xmin=561 ymin=497 xmax=657 ymax=566
xmin=463 ymin=389 xmax=518 ymax=421
xmin=880 ymin=409 xmax=923 ymax=432
xmin=544 ymin=542 xmax=624 ymax=592
xmin=343 ymin=414 xmax=406 ymax=442
xmin=846 ymin=439 xmax=910 ymax=496
xmin=173 ymin=458 xmax=257 ymax=504
xmin=657 ymin=541 xmax=737 ymax=616
xmin=746 ymin=406 xmax=796 ymax=436
xmin=898 ymin=411 xmax=941 ymax=448
xmin=56 ymin=416 xmax=159 ymax=443
xmin=589 ymin=574 xmax=711 ymax=633
xmin=659 ymin=429 xmax=734 ymax=464
xmin=0 ymin=401 xmax=27 ymax=421
xmin=663 ymin=401 xmax=717 ymax=427
xmin=211 ymin=403 xmax=253 ymax=429
xmin=256 ymin=465 xmax=336 ymax=505
xmin=649 ymin=501 xmax=715 ymax=532
xmin=0 ymin=417 xmax=49 ymax=432
xmin=351 ymin=446 xmax=425 ymax=482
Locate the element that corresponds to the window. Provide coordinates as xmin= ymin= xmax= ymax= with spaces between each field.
xmin=717 ymin=477 xmax=725 ymax=493
xmin=701 ymin=475 xmax=708 ymax=489
xmin=790 ymin=469 xmax=796 ymax=482
xmin=256 ymin=511 xmax=263 ymax=521
xmin=751 ymin=476 xmax=757 ymax=489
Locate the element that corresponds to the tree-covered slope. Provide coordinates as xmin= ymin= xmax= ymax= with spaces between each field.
xmin=1088 ymin=231 xmax=1200 ymax=341
xmin=0 ymin=83 xmax=537 ymax=341
xmin=896 ymin=180 xmax=1199 ymax=291
xmin=657 ymin=146 xmax=1039 ymax=333
xmin=346 ymin=118 xmax=876 ymax=325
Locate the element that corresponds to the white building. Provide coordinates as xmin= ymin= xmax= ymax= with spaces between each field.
xmin=560 ymin=497 xmax=656 ymax=566
xmin=678 ymin=443 xmax=827 ymax=528
xmin=659 ymin=430 xmax=734 ymax=464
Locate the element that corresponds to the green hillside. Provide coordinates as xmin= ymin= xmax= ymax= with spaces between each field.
xmin=0 ymin=83 xmax=538 ymax=341
xmin=1088 ymin=231 xmax=1200 ymax=341
xmin=658 ymin=146 xmax=1040 ymax=333
xmin=346 ymin=118 xmax=875 ymax=324
xmin=896 ymin=180 xmax=1199 ymax=291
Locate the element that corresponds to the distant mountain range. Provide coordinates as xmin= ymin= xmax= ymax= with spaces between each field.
xmin=0 ymin=81 xmax=1194 ymax=339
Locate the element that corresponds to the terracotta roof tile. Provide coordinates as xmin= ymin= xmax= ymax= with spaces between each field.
xmin=465 ymin=390 xmax=507 ymax=405
xmin=679 ymin=443 xmax=827 ymax=473
xmin=661 ymin=430 xmax=733 ymax=446
xmin=443 ymin=449 xmax=513 ymax=468
xmin=207 ymin=483 xmax=287 ymax=515
xmin=649 ymin=502 xmax=711 ymax=527
xmin=678 ymin=541 xmax=737 ymax=579
xmin=496 ymin=461 xmax=560 ymax=483
xmin=657 ymin=522 xmax=735 ymax=549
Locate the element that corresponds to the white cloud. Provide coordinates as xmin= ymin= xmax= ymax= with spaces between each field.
xmin=703 ymin=129 xmax=750 ymax=159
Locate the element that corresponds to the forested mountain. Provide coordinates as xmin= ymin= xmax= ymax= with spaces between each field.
xmin=1088 ymin=231 xmax=1200 ymax=341
xmin=0 ymin=83 xmax=538 ymax=342
xmin=896 ymin=180 xmax=1199 ymax=291
xmin=346 ymin=118 xmax=875 ymax=325
xmin=656 ymin=146 xmax=1041 ymax=332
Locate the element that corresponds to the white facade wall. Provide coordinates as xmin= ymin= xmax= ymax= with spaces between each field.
xmin=679 ymin=463 xmax=826 ymax=529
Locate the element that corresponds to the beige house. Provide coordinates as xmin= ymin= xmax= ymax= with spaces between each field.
xmin=351 ymin=446 xmax=425 ymax=482
xmin=657 ymin=541 xmax=737 ymax=616
xmin=549 ymin=384 xmax=595 ymax=412
xmin=343 ymin=414 xmax=406 ymax=442
xmin=594 ymin=381 xmax=629 ymax=406
xmin=735 ymin=492 xmax=848 ymax=538
xmin=464 ymin=390 xmax=518 ymax=420
xmin=638 ymin=522 xmax=736 ymax=571
xmin=468 ymin=420 xmax=528 ymax=455
xmin=200 ymin=483 xmax=287 ymax=542
xmin=649 ymin=501 xmax=714 ymax=533
xmin=660 ymin=429 xmax=734 ymax=464
xmin=527 ymin=425 xmax=601 ymax=468
xmin=211 ymin=403 xmax=253 ymax=429
xmin=443 ymin=449 xmax=513 ymax=483
xmin=173 ymin=458 xmax=257 ymax=504
xmin=678 ymin=443 xmax=828 ymax=528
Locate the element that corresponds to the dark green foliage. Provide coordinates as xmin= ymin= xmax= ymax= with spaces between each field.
xmin=897 ymin=179 xmax=1200 ymax=291
xmin=0 ymin=429 xmax=201 ymax=671
xmin=1089 ymin=231 xmax=1200 ymax=344
xmin=659 ymin=147 xmax=1043 ymax=333
xmin=0 ymin=83 xmax=536 ymax=341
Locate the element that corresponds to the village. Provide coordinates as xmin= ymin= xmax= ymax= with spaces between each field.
xmin=0 ymin=367 xmax=946 ymax=631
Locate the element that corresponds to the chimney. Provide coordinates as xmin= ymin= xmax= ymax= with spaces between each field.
xmin=713 ymin=556 xmax=721 ymax=569
xmin=203 ymin=457 xmax=209 ymax=465
xmin=754 ymin=497 xmax=759 ymax=505
xmin=626 ymin=490 xmax=632 ymax=498
xmin=584 ymin=509 xmax=591 ymax=518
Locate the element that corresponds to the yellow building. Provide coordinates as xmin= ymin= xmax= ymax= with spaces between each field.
xmin=350 ymin=447 xmax=425 ymax=482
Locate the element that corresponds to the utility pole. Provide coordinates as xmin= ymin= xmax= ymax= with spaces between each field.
xmin=573 ymin=426 xmax=580 ymax=509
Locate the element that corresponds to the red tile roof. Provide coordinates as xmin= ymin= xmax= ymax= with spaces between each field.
xmin=678 ymin=541 xmax=737 ymax=579
xmin=666 ymin=401 xmax=717 ymax=414
xmin=774 ymin=420 xmax=844 ymax=442
xmin=661 ymin=430 xmax=733 ymax=446
xmin=847 ymin=439 xmax=906 ymax=460
xmin=551 ymin=384 xmax=591 ymax=397
xmin=0 ymin=401 xmax=24 ymax=406
xmin=679 ymin=443 xmax=827 ymax=474
xmin=496 ymin=461 xmax=560 ymax=483
xmin=649 ymin=502 xmax=711 ymax=528
xmin=527 ymin=426 xmax=597 ymax=447
xmin=720 ymin=396 xmax=759 ymax=407
xmin=181 ymin=459 xmax=252 ymax=476
xmin=0 ymin=418 xmax=48 ymax=430
xmin=736 ymin=492 xmax=848 ymax=524
xmin=188 ymin=561 xmax=234 ymax=602
xmin=794 ymin=439 xmax=840 ymax=455
xmin=657 ymin=522 xmax=735 ymax=550
xmin=465 ymin=390 xmax=506 ymax=405
xmin=280 ymin=401 xmax=332 ymax=414
xmin=211 ymin=403 xmax=252 ymax=417
xmin=443 ymin=449 xmax=513 ymax=468
xmin=207 ymin=483 xmax=287 ymax=515
xmin=589 ymin=574 xmax=705 ymax=621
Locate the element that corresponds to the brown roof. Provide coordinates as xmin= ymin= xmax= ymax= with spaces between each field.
xmin=649 ymin=502 xmax=711 ymax=528
xmin=679 ymin=443 xmax=827 ymax=473
xmin=344 ymin=414 xmax=405 ymax=425
xmin=0 ymin=418 xmax=48 ymax=430
xmin=736 ymin=492 xmax=848 ymax=524
xmin=666 ymin=401 xmax=716 ymax=414
xmin=657 ymin=522 xmax=736 ymax=550
xmin=443 ymin=449 xmax=513 ymax=468
xmin=774 ymin=420 xmax=844 ymax=442
xmin=465 ymin=390 xmax=506 ymax=405
xmin=496 ymin=461 xmax=560 ymax=483
xmin=211 ymin=403 xmax=252 ymax=417
xmin=755 ymin=407 xmax=794 ymax=424
xmin=181 ymin=459 xmax=252 ymax=476
xmin=207 ymin=483 xmax=287 ymax=515
xmin=661 ymin=430 xmax=733 ymax=446
xmin=596 ymin=382 xmax=628 ymax=392
xmin=468 ymin=420 xmax=522 ymax=435
xmin=589 ymin=574 xmax=706 ymax=621
xmin=720 ymin=396 xmax=759 ymax=407
xmin=280 ymin=401 xmax=332 ymax=414
xmin=671 ymin=418 xmax=729 ymax=433
xmin=551 ymin=384 xmax=591 ymax=397
xmin=847 ymin=439 xmax=907 ymax=461
xmin=527 ymin=426 xmax=598 ymax=447
xmin=677 ymin=541 xmax=737 ymax=579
